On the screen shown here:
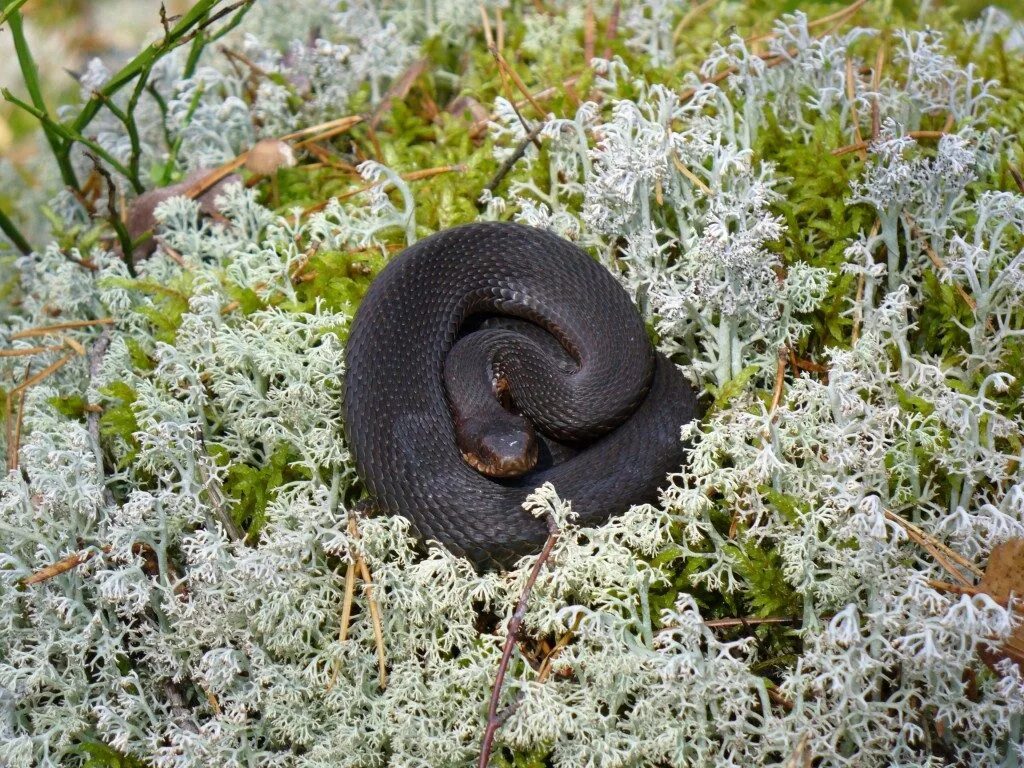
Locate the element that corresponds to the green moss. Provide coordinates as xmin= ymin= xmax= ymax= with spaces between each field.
xmin=104 ymin=274 xmax=195 ymax=344
xmin=288 ymin=247 xmax=387 ymax=318
xmin=70 ymin=738 xmax=149 ymax=768
xmin=218 ymin=442 xmax=309 ymax=542
xmin=98 ymin=380 xmax=141 ymax=469
xmin=47 ymin=392 xmax=88 ymax=421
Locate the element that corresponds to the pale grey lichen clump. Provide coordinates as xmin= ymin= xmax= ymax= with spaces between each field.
xmin=2 ymin=1 xmax=1024 ymax=766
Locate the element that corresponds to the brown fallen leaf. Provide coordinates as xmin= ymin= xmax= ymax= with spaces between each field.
xmin=977 ymin=538 xmax=1024 ymax=672
xmin=126 ymin=168 xmax=242 ymax=263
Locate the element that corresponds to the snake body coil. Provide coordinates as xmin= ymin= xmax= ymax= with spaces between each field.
xmin=344 ymin=222 xmax=697 ymax=570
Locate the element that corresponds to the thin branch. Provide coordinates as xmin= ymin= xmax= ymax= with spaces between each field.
xmin=479 ymin=516 xmax=560 ymax=768
xmin=481 ymin=122 xmax=544 ymax=200
xmin=180 ymin=0 xmax=255 ymax=76
xmin=70 ymin=0 xmax=220 ymax=135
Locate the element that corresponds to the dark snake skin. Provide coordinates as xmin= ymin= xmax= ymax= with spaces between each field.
xmin=343 ymin=222 xmax=697 ymax=570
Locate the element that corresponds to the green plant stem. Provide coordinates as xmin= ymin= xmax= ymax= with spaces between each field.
xmin=0 ymin=0 xmax=30 ymax=26
xmin=87 ymin=153 xmax=137 ymax=277
xmin=0 ymin=204 xmax=32 ymax=255
xmin=93 ymin=88 xmax=146 ymax=193
xmin=68 ymin=0 xmax=220 ymax=136
xmin=182 ymin=0 xmax=255 ymax=77
xmin=4 ymin=9 xmax=78 ymax=189
xmin=1 ymin=89 xmax=140 ymax=191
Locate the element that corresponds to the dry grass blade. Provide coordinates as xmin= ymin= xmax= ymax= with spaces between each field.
xmin=927 ymin=579 xmax=1007 ymax=606
xmin=870 ymin=42 xmax=885 ymax=139
xmin=602 ymin=0 xmax=621 ymax=59
xmin=345 ymin=515 xmax=387 ymax=690
xmin=673 ymin=0 xmax=722 ymax=44
xmin=783 ymin=733 xmax=813 ymax=768
xmin=832 ymin=130 xmax=948 ymax=157
xmin=537 ymin=613 xmax=583 ymax=682
xmin=10 ymin=318 xmax=114 ymax=340
xmin=327 ymin=555 xmax=358 ymax=692
xmin=302 ymin=163 xmax=463 ymax=216
xmin=671 ymin=154 xmax=713 ymax=195
xmin=181 ymin=115 xmax=363 ymax=201
xmin=845 ymin=56 xmax=867 ymax=161
xmin=22 ymin=545 xmax=112 ymax=585
xmin=704 ymin=616 xmax=800 ymax=629
xmin=747 ymin=0 xmax=867 ymax=44
xmin=851 ymin=220 xmax=880 ymax=344
xmin=5 ymin=364 xmax=30 ymax=471
xmin=1010 ymin=165 xmax=1024 ymax=194
xmin=493 ymin=47 xmax=546 ymax=122
xmin=9 ymin=353 xmax=75 ymax=397
xmin=368 ymin=59 xmax=429 ymax=130
xmin=883 ymin=508 xmax=983 ymax=585
xmin=279 ymin=114 xmax=363 ymax=143
xmin=584 ymin=1 xmax=596 ymax=63
xmin=769 ymin=345 xmax=788 ymax=415
xmin=0 ymin=344 xmax=64 ymax=358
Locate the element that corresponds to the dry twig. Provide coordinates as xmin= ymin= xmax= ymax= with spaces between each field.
xmin=479 ymin=516 xmax=560 ymax=768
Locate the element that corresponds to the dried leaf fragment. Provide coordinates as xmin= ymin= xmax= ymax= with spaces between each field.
xmin=977 ymin=538 xmax=1024 ymax=671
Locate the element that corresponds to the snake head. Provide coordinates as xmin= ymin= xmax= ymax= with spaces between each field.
xmin=456 ymin=415 xmax=538 ymax=478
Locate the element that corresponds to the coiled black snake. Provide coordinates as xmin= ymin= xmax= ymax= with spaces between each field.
xmin=343 ymin=222 xmax=697 ymax=570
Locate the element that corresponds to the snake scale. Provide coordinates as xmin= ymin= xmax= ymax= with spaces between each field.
xmin=344 ymin=222 xmax=697 ymax=570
